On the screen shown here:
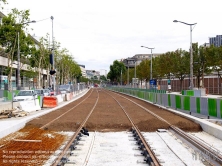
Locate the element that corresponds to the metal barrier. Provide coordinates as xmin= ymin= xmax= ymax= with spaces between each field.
xmin=108 ymin=87 xmax=222 ymax=119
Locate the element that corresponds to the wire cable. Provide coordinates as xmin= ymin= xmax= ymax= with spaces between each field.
xmin=35 ymin=17 xmax=50 ymax=23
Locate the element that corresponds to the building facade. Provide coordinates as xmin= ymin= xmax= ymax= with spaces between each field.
xmin=122 ymin=53 xmax=162 ymax=68
xmin=78 ymin=65 xmax=86 ymax=78
xmin=209 ymin=35 xmax=222 ymax=47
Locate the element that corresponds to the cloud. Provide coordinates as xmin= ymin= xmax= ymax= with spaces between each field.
xmin=5 ymin=0 xmax=222 ymax=73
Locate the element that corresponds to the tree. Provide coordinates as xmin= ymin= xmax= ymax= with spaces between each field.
xmin=29 ymin=34 xmax=50 ymax=88
xmin=0 ymin=8 xmax=34 ymax=90
xmin=107 ymin=60 xmax=126 ymax=84
xmin=171 ymin=49 xmax=190 ymax=91
xmin=21 ymin=67 xmax=37 ymax=89
xmin=56 ymin=48 xmax=81 ymax=85
xmin=100 ymin=75 xmax=107 ymax=81
xmin=193 ymin=43 xmax=211 ymax=88
xmin=205 ymin=45 xmax=222 ymax=86
xmin=137 ymin=59 xmax=150 ymax=88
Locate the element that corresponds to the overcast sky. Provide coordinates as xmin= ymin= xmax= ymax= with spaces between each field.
xmin=3 ymin=0 xmax=222 ymax=75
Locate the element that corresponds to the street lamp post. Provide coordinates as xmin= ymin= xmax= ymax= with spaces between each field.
xmin=134 ymin=59 xmax=137 ymax=88
xmin=173 ymin=20 xmax=197 ymax=90
xmin=51 ymin=16 xmax=56 ymax=94
xmin=17 ymin=20 xmax=36 ymax=90
xmin=141 ymin=46 xmax=155 ymax=80
xmin=127 ymin=65 xmax=129 ymax=86
xmin=121 ymin=69 xmax=122 ymax=86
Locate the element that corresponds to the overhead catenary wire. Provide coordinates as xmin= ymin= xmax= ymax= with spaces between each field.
xmin=35 ymin=17 xmax=51 ymax=23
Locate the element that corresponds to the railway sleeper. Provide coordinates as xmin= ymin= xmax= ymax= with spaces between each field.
xmin=131 ymin=128 xmax=155 ymax=165
xmin=56 ymin=157 xmax=68 ymax=166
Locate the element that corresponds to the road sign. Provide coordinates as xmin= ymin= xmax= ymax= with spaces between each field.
xmin=132 ymin=78 xmax=138 ymax=84
xmin=150 ymin=79 xmax=157 ymax=85
xmin=168 ymin=79 xmax=171 ymax=84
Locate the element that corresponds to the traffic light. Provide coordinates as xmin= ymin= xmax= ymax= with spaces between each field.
xmin=50 ymin=70 xmax=56 ymax=75
xmin=49 ymin=54 xmax=53 ymax=65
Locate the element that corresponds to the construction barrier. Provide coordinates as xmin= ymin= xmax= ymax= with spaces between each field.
xmin=19 ymin=99 xmax=41 ymax=112
xmin=65 ymin=93 xmax=71 ymax=101
xmin=57 ymin=94 xmax=64 ymax=103
xmin=70 ymin=92 xmax=73 ymax=99
xmin=43 ymin=96 xmax=58 ymax=108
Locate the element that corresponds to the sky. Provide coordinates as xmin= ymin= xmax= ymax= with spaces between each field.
xmin=2 ymin=0 xmax=222 ymax=75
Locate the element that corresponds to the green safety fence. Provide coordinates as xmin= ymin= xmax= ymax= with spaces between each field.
xmin=108 ymin=87 xmax=222 ymax=119
xmin=144 ymin=92 xmax=149 ymax=101
xmin=186 ymin=90 xmax=194 ymax=96
xmin=3 ymin=90 xmax=8 ymax=98
xmin=128 ymin=88 xmax=166 ymax=94
xmin=208 ymin=98 xmax=217 ymax=117
xmin=175 ymin=95 xmax=181 ymax=109
xmin=150 ymin=93 xmax=154 ymax=102
xmin=196 ymin=98 xmax=201 ymax=113
xmin=220 ymin=100 xmax=222 ymax=118
xmin=181 ymin=90 xmax=185 ymax=95
xmin=183 ymin=96 xmax=190 ymax=111
xmin=4 ymin=90 xmax=20 ymax=100
xmin=138 ymin=91 xmax=144 ymax=99
xmin=168 ymin=94 xmax=171 ymax=107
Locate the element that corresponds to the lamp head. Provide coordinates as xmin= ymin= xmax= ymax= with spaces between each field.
xmin=141 ymin=46 xmax=144 ymax=47
xmin=173 ymin=20 xmax=178 ymax=23
xmin=31 ymin=20 xmax=36 ymax=23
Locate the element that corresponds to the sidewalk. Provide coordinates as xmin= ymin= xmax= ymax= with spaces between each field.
xmin=0 ymin=89 xmax=89 ymax=139
xmin=167 ymin=91 xmax=222 ymax=99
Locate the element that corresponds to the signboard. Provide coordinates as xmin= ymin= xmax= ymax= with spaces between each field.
xmin=132 ymin=78 xmax=138 ymax=84
xmin=150 ymin=79 xmax=157 ymax=85
xmin=168 ymin=79 xmax=171 ymax=84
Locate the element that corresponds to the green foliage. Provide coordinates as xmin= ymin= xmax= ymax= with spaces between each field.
xmin=0 ymin=8 xmax=35 ymax=90
xmin=107 ymin=60 xmax=126 ymax=83
xmin=100 ymin=75 xmax=107 ymax=81
xmin=21 ymin=68 xmax=37 ymax=78
xmin=56 ymin=48 xmax=81 ymax=84
xmin=137 ymin=59 xmax=150 ymax=81
xmin=79 ymin=76 xmax=90 ymax=83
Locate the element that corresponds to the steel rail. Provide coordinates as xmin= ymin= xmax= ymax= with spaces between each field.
xmin=52 ymin=89 xmax=100 ymax=166
xmin=109 ymin=89 xmax=222 ymax=165
xmin=170 ymin=126 xmax=222 ymax=165
xmin=40 ymin=89 xmax=94 ymax=130
xmin=104 ymin=90 xmax=160 ymax=166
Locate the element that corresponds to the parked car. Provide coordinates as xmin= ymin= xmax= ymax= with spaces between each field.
xmin=49 ymin=90 xmax=55 ymax=96
xmin=59 ymin=84 xmax=73 ymax=94
xmin=13 ymin=90 xmax=37 ymax=102
xmin=35 ymin=89 xmax=50 ymax=96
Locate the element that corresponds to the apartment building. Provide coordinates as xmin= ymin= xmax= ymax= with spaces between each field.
xmin=209 ymin=35 xmax=222 ymax=47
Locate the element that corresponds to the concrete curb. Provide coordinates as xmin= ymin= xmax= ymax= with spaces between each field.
xmin=0 ymin=89 xmax=89 ymax=139
xmin=114 ymin=90 xmax=222 ymax=140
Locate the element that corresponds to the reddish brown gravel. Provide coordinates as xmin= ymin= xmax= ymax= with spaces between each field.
xmin=0 ymin=88 xmax=202 ymax=166
xmin=25 ymin=88 xmax=202 ymax=132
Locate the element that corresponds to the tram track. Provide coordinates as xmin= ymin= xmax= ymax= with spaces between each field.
xmin=107 ymin=89 xmax=222 ymax=165
xmin=53 ymin=88 xmax=204 ymax=165
xmin=0 ymin=88 xmax=221 ymax=165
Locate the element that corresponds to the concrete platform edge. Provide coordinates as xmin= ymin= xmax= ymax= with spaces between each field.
xmin=0 ymin=89 xmax=89 ymax=139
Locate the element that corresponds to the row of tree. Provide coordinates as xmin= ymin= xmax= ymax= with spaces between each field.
xmin=108 ymin=43 xmax=222 ymax=90
xmin=0 ymin=3 xmax=82 ymax=90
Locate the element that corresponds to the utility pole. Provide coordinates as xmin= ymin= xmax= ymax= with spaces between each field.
xmin=51 ymin=16 xmax=56 ymax=94
xmin=17 ymin=21 xmax=36 ymax=90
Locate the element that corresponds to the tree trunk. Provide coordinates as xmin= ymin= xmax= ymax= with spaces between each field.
xmin=180 ymin=78 xmax=183 ymax=92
